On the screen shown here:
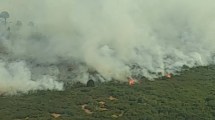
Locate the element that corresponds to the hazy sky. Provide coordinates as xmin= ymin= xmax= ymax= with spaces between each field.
xmin=0 ymin=0 xmax=45 ymax=22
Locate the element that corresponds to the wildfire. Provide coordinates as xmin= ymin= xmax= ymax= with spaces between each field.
xmin=165 ymin=73 xmax=171 ymax=78
xmin=128 ymin=77 xmax=135 ymax=86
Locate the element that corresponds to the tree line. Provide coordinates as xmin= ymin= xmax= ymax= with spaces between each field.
xmin=0 ymin=11 xmax=34 ymax=31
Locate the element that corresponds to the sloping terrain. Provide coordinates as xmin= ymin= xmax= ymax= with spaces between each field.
xmin=0 ymin=65 xmax=215 ymax=120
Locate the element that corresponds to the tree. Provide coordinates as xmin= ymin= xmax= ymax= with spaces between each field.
xmin=87 ymin=79 xmax=95 ymax=87
xmin=0 ymin=11 xmax=10 ymax=25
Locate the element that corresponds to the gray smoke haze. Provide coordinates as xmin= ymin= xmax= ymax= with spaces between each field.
xmin=0 ymin=0 xmax=215 ymax=94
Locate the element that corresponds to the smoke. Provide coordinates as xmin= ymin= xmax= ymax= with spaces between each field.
xmin=0 ymin=60 xmax=63 ymax=95
xmin=0 ymin=0 xmax=215 ymax=94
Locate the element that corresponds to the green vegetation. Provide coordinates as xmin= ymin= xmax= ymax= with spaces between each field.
xmin=1 ymin=65 xmax=215 ymax=120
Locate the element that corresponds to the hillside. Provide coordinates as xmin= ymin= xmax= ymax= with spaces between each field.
xmin=0 ymin=65 xmax=215 ymax=120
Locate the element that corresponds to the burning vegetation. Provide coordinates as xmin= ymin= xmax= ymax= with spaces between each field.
xmin=0 ymin=1 xmax=215 ymax=119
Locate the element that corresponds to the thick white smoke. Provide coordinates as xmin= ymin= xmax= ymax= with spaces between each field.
xmin=0 ymin=0 xmax=215 ymax=94
xmin=0 ymin=60 xmax=63 ymax=95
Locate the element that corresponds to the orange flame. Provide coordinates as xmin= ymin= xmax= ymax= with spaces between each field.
xmin=165 ymin=73 xmax=171 ymax=78
xmin=128 ymin=77 xmax=135 ymax=86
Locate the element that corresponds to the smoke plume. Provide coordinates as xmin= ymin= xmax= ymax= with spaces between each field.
xmin=0 ymin=0 xmax=215 ymax=94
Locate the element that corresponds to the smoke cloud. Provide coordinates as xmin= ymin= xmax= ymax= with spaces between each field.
xmin=0 ymin=0 xmax=215 ymax=94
